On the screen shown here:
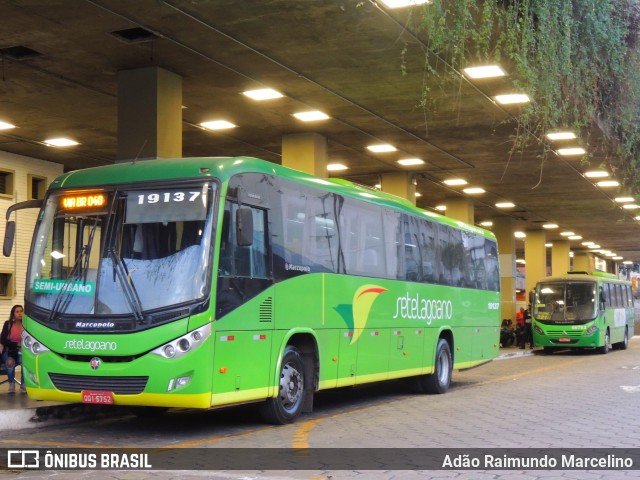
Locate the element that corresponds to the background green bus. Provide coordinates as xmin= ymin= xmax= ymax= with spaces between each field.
xmin=4 ymin=157 xmax=500 ymax=423
xmin=532 ymin=271 xmax=634 ymax=354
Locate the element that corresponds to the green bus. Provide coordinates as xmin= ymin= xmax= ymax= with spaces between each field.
xmin=532 ymin=271 xmax=634 ymax=354
xmin=4 ymin=157 xmax=500 ymax=423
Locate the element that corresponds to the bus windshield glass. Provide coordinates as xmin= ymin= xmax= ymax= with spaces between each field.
xmin=533 ymin=281 xmax=597 ymax=324
xmin=25 ymin=183 xmax=216 ymax=322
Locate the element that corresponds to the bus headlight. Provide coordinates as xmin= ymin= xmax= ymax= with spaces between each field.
xmin=533 ymin=324 xmax=544 ymax=335
xmin=151 ymin=323 xmax=211 ymax=359
xmin=22 ymin=331 xmax=50 ymax=356
xmin=584 ymin=325 xmax=598 ymax=336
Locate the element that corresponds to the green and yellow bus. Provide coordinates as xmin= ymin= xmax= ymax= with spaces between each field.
xmin=532 ymin=271 xmax=634 ymax=354
xmin=4 ymin=157 xmax=500 ymax=423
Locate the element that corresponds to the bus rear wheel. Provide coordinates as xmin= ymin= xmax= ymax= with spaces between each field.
xmin=260 ymin=345 xmax=305 ymax=424
xmin=413 ymin=338 xmax=452 ymax=394
xmin=614 ymin=327 xmax=629 ymax=350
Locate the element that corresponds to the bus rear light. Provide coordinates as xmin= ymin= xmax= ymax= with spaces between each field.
xmin=151 ymin=323 xmax=211 ymax=359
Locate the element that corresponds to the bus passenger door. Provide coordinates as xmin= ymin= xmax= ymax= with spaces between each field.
xmin=213 ymin=203 xmax=275 ymax=402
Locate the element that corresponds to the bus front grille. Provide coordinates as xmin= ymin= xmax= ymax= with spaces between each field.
xmin=545 ymin=330 xmax=583 ymax=337
xmin=49 ymin=373 xmax=148 ymax=394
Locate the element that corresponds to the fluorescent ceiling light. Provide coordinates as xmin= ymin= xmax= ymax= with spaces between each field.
xmin=367 ymin=144 xmax=396 ymax=153
xmin=589 ymin=245 xmax=601 ymax=249
xmin=443 ymin=178 xmax=467 ymax=186
xmin=0 ymin=121 xmax=16 ymax=130
xmin=516 ymin=259 xmax=526 ymax=264
xmin=44 ymin=137 xmax=79 ymax=147
xmin=514 ymin=231 xmax=526 ymax=238
xmin=242 ymin=88 xmax=284 ymax=100
xmin=543 ymin=223 xmax=558 ymax=229
xmin=435 ymin=205 xmax=446 ymax=211
xmin=200 ymin=120 xmax=236 ymax=130
xmin=613 ymin=256 xmax=623 ymax=260
xmin=623 ymin=204 xmax=640 ymax=209
xmin=568 ymin=235 xmax=582 ymax=240
xmin=293 ymin=111 xmax=329 ymax=121
xmin=615 ymin=197 xmax=634 ymax=203
xmin=584 ymin=170 xmax=609 ymax=178
xmin=463 ymin=65 xmax=505 ymax=79
xmin=557 ymin=147 xmax=586 ymax=156
xmin=479 ymin=221 xmax=493 ymax=227
xmin=495 ymin=94 xmax=530 ymax=105
xmin=546 ymin=131 xmax=576 ymax=141
xmin=415 ymin=192 xmax=422 ymax=197
xmin=560 ymin=231 xmax=575 ymax=236
xmin=379 ymin=0 xmax=430 ymax=8
xmin=327 ymin=163 xmax=348 ymax=171
xmin=495 ymin=202 xmax=515 ymax=208
xmin=597 ymin=180 xmax=619 ymax=187
xmin=581 ymin=242 xmax=595 ymax=246
xmin=463 ymin=187 xmax=485 ymax=194
xmin=623 ymin=261 xmax=633 ymax=264
xmin=397 ymin=158 xmax=425 ymax=166
xmin=545 ymin=243 xmax=553 ymax=247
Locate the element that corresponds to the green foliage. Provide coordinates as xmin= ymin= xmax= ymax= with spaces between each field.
xmin=417 ymin=0 xmax=640 ymax=190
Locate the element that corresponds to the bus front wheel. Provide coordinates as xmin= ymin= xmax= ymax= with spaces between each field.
xmin=598 ymin=329 xmax=611 ymax=354
xmin=260 ymin=345 xmax=305 ymax=424
xmin=414 ymin=338 xmax=452 ymax=394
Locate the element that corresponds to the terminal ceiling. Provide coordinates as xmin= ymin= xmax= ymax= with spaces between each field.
xmin=0 ymin=0 xmax=638 ymax=263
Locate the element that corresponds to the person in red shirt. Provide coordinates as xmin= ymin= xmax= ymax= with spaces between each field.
xmin=1 ymin=305 xmax=25 ymax=393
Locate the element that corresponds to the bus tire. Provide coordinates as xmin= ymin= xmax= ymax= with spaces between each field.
xmin=260 ymin=345 xmax=305 ymax=424
xmin=414 ymin=338 xmax=452 ymax=394
xmin=130 ymin=406 xmax=169 ymax=418
xmin=615 ymin=327 xmax=629 ymax=350
xmin=543 ymin=346 xmax=555 ymax=354
xmin=598 ymin=328 xmax=610 ymax=354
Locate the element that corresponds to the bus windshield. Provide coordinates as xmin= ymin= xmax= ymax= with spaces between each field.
xmin=533 ymin=281 xmax=597 ymax=324
xmin=25 ymin=183 xmax=216 ymax=325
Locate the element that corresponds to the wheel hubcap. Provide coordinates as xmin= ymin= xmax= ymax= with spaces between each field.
xmin=280 ymin=362 xmax=302 ymax=411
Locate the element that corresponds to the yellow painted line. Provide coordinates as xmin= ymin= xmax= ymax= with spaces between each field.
xmin=292 ymin=418 xmax=321 ymax=448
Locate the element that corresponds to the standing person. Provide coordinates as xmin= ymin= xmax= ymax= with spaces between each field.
xmin=515 ymin=308 xmax=526 ymax=348
xmin=1 ymin=305 xmax=25 ymax=393
xmin=524 ymin=306 xmax=533 ymax=349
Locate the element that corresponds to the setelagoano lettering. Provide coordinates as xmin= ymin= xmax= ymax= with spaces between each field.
xmin=392 ymin=292 xmax=453 ymax=325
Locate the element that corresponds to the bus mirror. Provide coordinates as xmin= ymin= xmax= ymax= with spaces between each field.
xmin=236 ymin=207 xmax=253 ymax=247
xmin=3 ymin=220 xmax=15 ymax=257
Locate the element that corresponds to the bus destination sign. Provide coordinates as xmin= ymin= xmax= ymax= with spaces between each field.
xmin=60 ymin=192 xmax=108 ymax=213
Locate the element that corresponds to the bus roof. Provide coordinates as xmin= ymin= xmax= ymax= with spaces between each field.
xmin=50 ymin=156 xmax=496 ymax=241
xmin=537 ymin=271 xmax=630 ymax=284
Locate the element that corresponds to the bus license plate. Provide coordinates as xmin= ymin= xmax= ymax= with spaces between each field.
xmin=82 ymin=390 xmax=114 ymax=404
xmin=558 ymin=337 xmax=571 ymax=343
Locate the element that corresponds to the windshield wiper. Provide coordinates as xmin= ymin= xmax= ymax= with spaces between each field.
xmin=108 ymin=247 xmax=145 ymax=323
xmin=47 ymin=217 xmax=100 ymax=323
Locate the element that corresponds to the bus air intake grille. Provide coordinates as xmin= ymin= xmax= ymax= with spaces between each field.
xmin=546 ymin=331 xmax=582 ymax=337
xmin=259 ymin=297 xmax=273 ymax=322
xmin=48 ymin=374 xmax=148 ymax=394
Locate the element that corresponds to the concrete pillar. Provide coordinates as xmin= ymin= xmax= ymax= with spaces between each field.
xmin=573 ymin=252 xmax=595 ymax=273
xmin=493 ymin=217 xmax=516 ymax=321
xmin=117 ymin=67 xmax=182 ymax=161
xmin=381 ymin=172 xmax=416 ymax=205
xmin=551 ymin=240 xmax=570 ymax=276
xmin=282 ymin=133 xmax=327 ymax=177
xmin=444 ymin=197 xmax=474 ymax=224
xmin=525 ymin=230 xmax=546 ymax=295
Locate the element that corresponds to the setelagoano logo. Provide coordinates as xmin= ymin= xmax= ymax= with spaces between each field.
xmin=334 ymin=284 xmax=387 ymax=345
xmin=392 ymin=292 xmax=453 ymax=325
xmin=64 ymin=339 xmax=117 ymax=352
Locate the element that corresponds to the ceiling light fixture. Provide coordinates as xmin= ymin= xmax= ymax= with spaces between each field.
xmin=543 ymin=223 xmax=558 ymax=229
xmin=367 ymin=144 xmax=397 ymax=153
xmin=557 ymin=147 xmax=586 ymax=156
xmin=0 ymin=121 xmax=16 ymax=130
xmin=379 ymin=0 xmax=430 ymax=8
xmin=463 ymin=65 xmax=506 ymax=79
xmin=584 ymin=170 xmax=609 ymax=178
xmin=200 ymin=120 xmax=236 ymax=130
xmin=435 ymin=205 xmax=446 ymax=211
xmin=495 ymin=94 xmax=530 ymax=105
xmin=397 ymin=158 xmax=425 ymax=166
xmin=568 ymin=235 xmax=583 ymax=240
xmin=242 ymin=88 xmax=284 ymax=100
xmin=44 ymin=138 xmax=79 ymax=147
xmin=615 ymin=197 xmax=635 ymax=203
xmin=495 ymin=202 xmax=515 ymax=208
xmin=596 ymin=180 xmax=620 ymax=187
xmin=623 ymin=204 xmax=640 ymax=209
xmin=463 ymin=187 xmax=485 ymax=194
xmin=546 ymin=131 xmax=576 ymax=141
xmin=443 ymin=178 xmax=467 ymax=186
xmin=560 ymin=231 xmax=575 ymax=236
xmin=514 ymin=231 xmax=526 ymax=238
xmin=327 ymin=163 xmax=348 ymax=171
xmin=545 ymin=243 xmax=553 ymax=247
xmin=293 ymin=111 xmax=329 ymax=121
xmin=480 ymin=221 xmax=493 ymax=227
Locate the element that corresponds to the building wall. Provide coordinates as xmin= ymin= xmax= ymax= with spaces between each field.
xmin=0 ymin=151 xmax=63 ymax=321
